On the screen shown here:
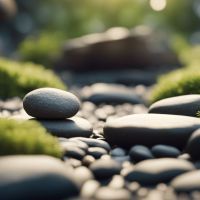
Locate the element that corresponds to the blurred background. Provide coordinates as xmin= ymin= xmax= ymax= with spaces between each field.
xmin=1 ymin=0 xmax=200 ymax=73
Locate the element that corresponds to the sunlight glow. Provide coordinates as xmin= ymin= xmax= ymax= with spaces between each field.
xmin=150 ymin=0 xmax=167 ymax=11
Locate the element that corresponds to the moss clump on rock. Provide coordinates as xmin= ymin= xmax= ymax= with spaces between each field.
xmin=150 ymin=66 xmax=200 ymax=103
xmin=0 ymin=118 xmax=63 ymax=157
xmin=0 ymin=58 xmax=66 ymax=98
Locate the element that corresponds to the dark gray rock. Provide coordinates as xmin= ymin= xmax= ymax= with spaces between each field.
xmin=82 ymin=83 xmax=142 ymax=105
xmin=37 ymin=117 xmax=92 ymax=138
xmin=104 ymin=114 xmax=200 ymax=149
xmin=94 ymin=187 xmax=132 ymax=200
xmin=87 ymin=147 xmax=107 ymax=159
xmin=149 ymin=95 xmax=200 ymax=117
xmin=151 ymin=145 xmax=180 ymax=158
xmin=186 ymin=129 xmax=200 ymax=160
xmin=171 ymin=170 xmax=200 ymax=193
xmin=110 ymin=148 xmax=126 ymax=157
xmin=129 ymin=145 xmax=153 ymax=162
xmin=90 ymin=158 xmax=121 ymax=180
xmin=0 ymin=156 xmax=79 ymax=200
xmin=69 ymin=137 xmax=111 ymax=152
xmin=23 ymin=88 xmax=80 ymax=119
xmin=124 ymin=158 xmax=194 ymax=185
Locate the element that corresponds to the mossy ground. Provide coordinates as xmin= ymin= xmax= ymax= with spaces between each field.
xmin=0 ymin=58 xmax=66 ymax=99
xmin=0 ymin=118 xmax=63 ymax=157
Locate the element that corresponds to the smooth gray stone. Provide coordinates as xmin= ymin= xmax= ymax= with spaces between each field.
xmin=69 ymin=137 xmax=111 ymax=152
xmin=87 ymin=147 xmax=107 ymax=159
xmin=23 ymin=88 xmax=80 ymax=119
xmin=0 ymin=156 xmax=79 ymax=200
xmin=149 ymin=95 xmax=200 ymax=116
xmin=36 ymin=117 xmax=93 ymax=138
xmin=90 ymin=158 xmax=121 ymax=180
xmin=94 ymin=187 xmax=132 ymax=200
xmin=186 ymin=129 xmax=200 ymax=160
xmin=124 ymin=158 xmax=194 ymax=185
xmin=151 ymin=145 xmax=180 ymax=158
xmin=129 ymin=145 xmax=153 ymax=163
xmin=104 ymin=114 xmax=200 ymax=149
xmin=171 ymin=170 xmax=200 ymax=192
xmin=110 ymin=148 xmax=126 ymax=157
xmin=82 ymin=83 xmax=142 ymax=105
xmin=60 ymin=140 xmax=89 ymax=152
xmin=62 ymin=146 xmax=86 ymax=160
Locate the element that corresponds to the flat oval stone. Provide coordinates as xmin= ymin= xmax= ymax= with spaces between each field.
xmin=104 ymin=114 xmax=200 ymax=149
xmin=149 ymin=95 xmax=200 ymax=116
xmin=23 ymin=88 xmax=80 ymax=119
xmin=186 ymin=129 xmax=200 ymax=160
xmin=124 ymin=158 xmax=194 ymax=185
xmin=0 ymin=156 xmax=79 ymax=200
xmin=129 ymin=145 xmax=153 ymax=163
xmin=90 ymin=158 xmax=121 ymax=180
xmin=36 ymin=117 xmax=93 ymax=138
xmin=87 ymin=147 xmax=107 ymax=159
xmin=151 ymin=145 xmax=180 ymax=158
xmin=171 ymin=170 xmax=200 ymax=193
xmin=82 ymin=83 xmax=142 ymax=105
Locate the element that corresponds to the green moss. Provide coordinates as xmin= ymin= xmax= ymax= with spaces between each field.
xmin=0 ymin=58 xmax=66 ymax=98
xmin=0 ymin=118 xmax=62 ymax=157
xmin=19 ymin=33 xmax=64 ymax=67
xmin=150 ymin=66 xmax=200 ymax=103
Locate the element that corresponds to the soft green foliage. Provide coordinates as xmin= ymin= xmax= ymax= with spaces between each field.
xmin=150 ymin=66 xmax=200 ymax=103
xmin=0 ymin=118 xmax=62 ymax=157
xmin=19 ymin=33 xmax=64 ymax=67
xmin=0 ymin=58 xmax=66 ymax=98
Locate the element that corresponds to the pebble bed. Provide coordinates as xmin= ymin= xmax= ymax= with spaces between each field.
xmin=1 ymin=81 xmax=200 ymax=200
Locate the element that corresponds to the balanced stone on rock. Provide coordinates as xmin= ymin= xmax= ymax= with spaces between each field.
xmin=124 ymin=158 xmax=194 ymax=185
xmin=171 ymin=170 xmax=200 ymax=193
xmin=23 ymin=88 xmax=80 ymax=119
xmin=151 ymin=145 xmax=180 ymax=158
xmin=36 ymin=117 xmax=92 ymax=138
xmin=129 ymin=145 xmax=153 ymax=163
xmin=104 ymin=114 xmax=200 ymax=149
xmin=186 ymin=129 xmax=200 ymax=160
xmin=149 ymin=95 xmax=200 ymax=117
xmin=0 ymin=156 xmax=79 ymax=200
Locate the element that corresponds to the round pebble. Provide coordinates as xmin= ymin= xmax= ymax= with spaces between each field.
xmin=23 ymin=88 xmax=80 ymax=119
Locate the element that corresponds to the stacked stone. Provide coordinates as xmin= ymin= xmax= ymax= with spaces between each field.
xmin=23 ymin=87 xmax=93 ymax=138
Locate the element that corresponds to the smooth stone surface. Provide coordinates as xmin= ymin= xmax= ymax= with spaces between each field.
xmin=149 ymin=95 xmax=200 ymax=116
xmin=94 ymin=187 xmax=132 ymax=200
xmin=82 ymin=155 xmax=96 ymax=167
xmin=23 ymin=88 xmax=80 ymax=119
xmin=104 ymin=114 xmax=200 ymax=149
xmin=82 ymin=83 xmax=142 ymax=105
xmin=0 ymin=156 xmax=79 ymax=200
xmin=90 ymin=158 xmax=121 ymax=180
xmin=36 ymin=117 xmax=92 ymax=138
xmin=171 ymin=170 xmax=200 ymax=192
xmin=151 ymin=145 xmax=180 ymax=158
xmin=129 ymin=145 xmax=153 ymax=162
xmin=124 ymin=158 xmax=194 ymax=185
xmin=69 ymin=137 xmax=111 ymax=152
xmin=87 ymin=147 xmax=107 ymax=159
xmin=110 ymin=148 xmax=126 ymax=157
xmin=186 ymin=129 xmax=200 ymax=160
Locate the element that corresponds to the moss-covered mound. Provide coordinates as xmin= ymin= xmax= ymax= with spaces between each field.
xmin=0 ymin=118 xmax=62 ymax=157
xmin=0 ymin=58 xmax=66 ymax=98
xmin=150 ymin=66 xmax=200 ymax=103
